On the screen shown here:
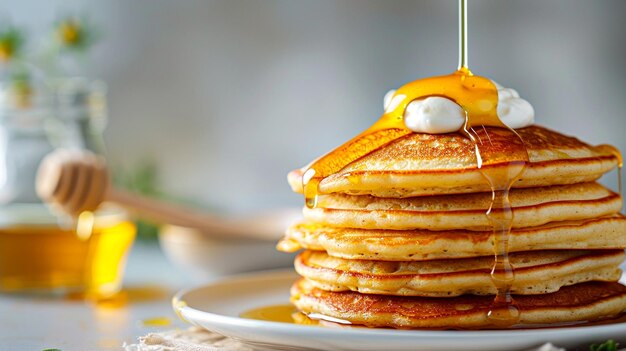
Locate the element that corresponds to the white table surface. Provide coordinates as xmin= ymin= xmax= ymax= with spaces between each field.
xmin=3 ymin=243 xmax=626 ymax=351
xmin=0 ymin=242 xmax=194 ymax=351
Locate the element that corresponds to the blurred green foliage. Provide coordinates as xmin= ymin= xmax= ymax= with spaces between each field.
xmin=0 ymin=24 xmax=25 ymax=62
xmin=112 ymin=159 xmax=214 ymax=241
xmin=113 ymin=160 xmax=162 ymax=241
xmin=590 ymin=340 xmax=618 ymax=351
xmin=55 ymin=17 xmax=98 ymax=52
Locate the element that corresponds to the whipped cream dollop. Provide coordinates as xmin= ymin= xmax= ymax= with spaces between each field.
xmin=383 ymin=81 xmax=534 ymax=134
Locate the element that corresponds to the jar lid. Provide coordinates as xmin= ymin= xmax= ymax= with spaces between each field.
xmin=0 ymin=204 xmax=58 ymax=227
xmin=0 ymin=203 xmax=128 ymax=228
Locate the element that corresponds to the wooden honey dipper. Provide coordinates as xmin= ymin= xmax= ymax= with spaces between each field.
xmin=36 ymin=149 xmax=297 ymax=240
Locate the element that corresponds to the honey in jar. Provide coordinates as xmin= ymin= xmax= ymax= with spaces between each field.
xmin=0 ymin=204 xmax=135 ymax=297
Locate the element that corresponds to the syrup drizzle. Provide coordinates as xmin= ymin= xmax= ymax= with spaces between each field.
xmin=595 ymin=144 xmax=623 ymax=197
xmin=300 ymin=0 xmax=528 ymax=326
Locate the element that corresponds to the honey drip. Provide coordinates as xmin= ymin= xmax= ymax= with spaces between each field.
xmin=481 ymin=163 xmax=525 ymax=325
xmin=300 ymin=0 xmax=528 ymax=326
xmin=595 ymin=144 xmax=623 ymax=197
xmin=76 ymin=210 xmax=96 ymax=241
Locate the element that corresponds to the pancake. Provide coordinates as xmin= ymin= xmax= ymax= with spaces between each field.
xmin=279 ymin=215 xmax=626 ymax=260
xmin=291 ymin=279 xmax=626 ymax=329
xmin=302 ymin=182 xmax=621 ymax=231
xmin=288 ymin=125 xmax=619 ymax=197
xmin=295 ymin=250 xmax=624 ymax=297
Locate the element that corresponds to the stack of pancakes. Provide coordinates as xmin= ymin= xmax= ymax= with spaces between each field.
xmin=279 ymin=125 xmax=626 ymax=329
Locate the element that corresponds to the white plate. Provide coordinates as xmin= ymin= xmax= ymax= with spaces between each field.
xmin=173 ymin=270 xmax=626 ymax=351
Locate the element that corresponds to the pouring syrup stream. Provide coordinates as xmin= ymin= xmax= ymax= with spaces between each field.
xmin=458 ymin=0 xmax=468 ymax=70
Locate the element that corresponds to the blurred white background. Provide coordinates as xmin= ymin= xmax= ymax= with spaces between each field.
xmin=3 ymin=0 xmax=625 ymax=212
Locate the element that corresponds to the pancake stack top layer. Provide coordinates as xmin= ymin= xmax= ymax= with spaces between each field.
xmin=280 ymin=125 xmax=626 ymax=329
xmin=287 ymin=126 xmax=618 ymax=197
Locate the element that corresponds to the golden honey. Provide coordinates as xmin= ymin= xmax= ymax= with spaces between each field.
xmin=0 ymin=210 xmax=135 ymax=298
xmin=595 ymin=144 xmax=623 ymax=196
xmin=141 ymin=317 xmax=173 ymax=327
xmin=240 ymin=304 xmax=298 ymax=323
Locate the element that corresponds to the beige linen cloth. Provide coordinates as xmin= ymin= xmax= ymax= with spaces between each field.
xmin=123 ymin=327 xmax=252 ymax=351
xmin=123 ymin=327 xmax=585 ymax=351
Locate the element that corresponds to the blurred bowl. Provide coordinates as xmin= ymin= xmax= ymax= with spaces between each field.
xmin=158 ymin=209 xmax=299 ymax=281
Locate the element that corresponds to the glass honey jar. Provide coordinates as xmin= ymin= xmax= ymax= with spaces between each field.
xmin=0 ymin=71 xmax=135 ymax=297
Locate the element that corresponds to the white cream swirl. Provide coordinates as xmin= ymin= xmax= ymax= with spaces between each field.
xmin=383 ymin=81 xmax=534 ymax=134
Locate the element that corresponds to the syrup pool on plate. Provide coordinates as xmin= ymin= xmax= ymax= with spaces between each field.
xmin=240 ymin=304 xmax=299 ymax=323
xmin=240 ymin=304 xmax=626 ymax=331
